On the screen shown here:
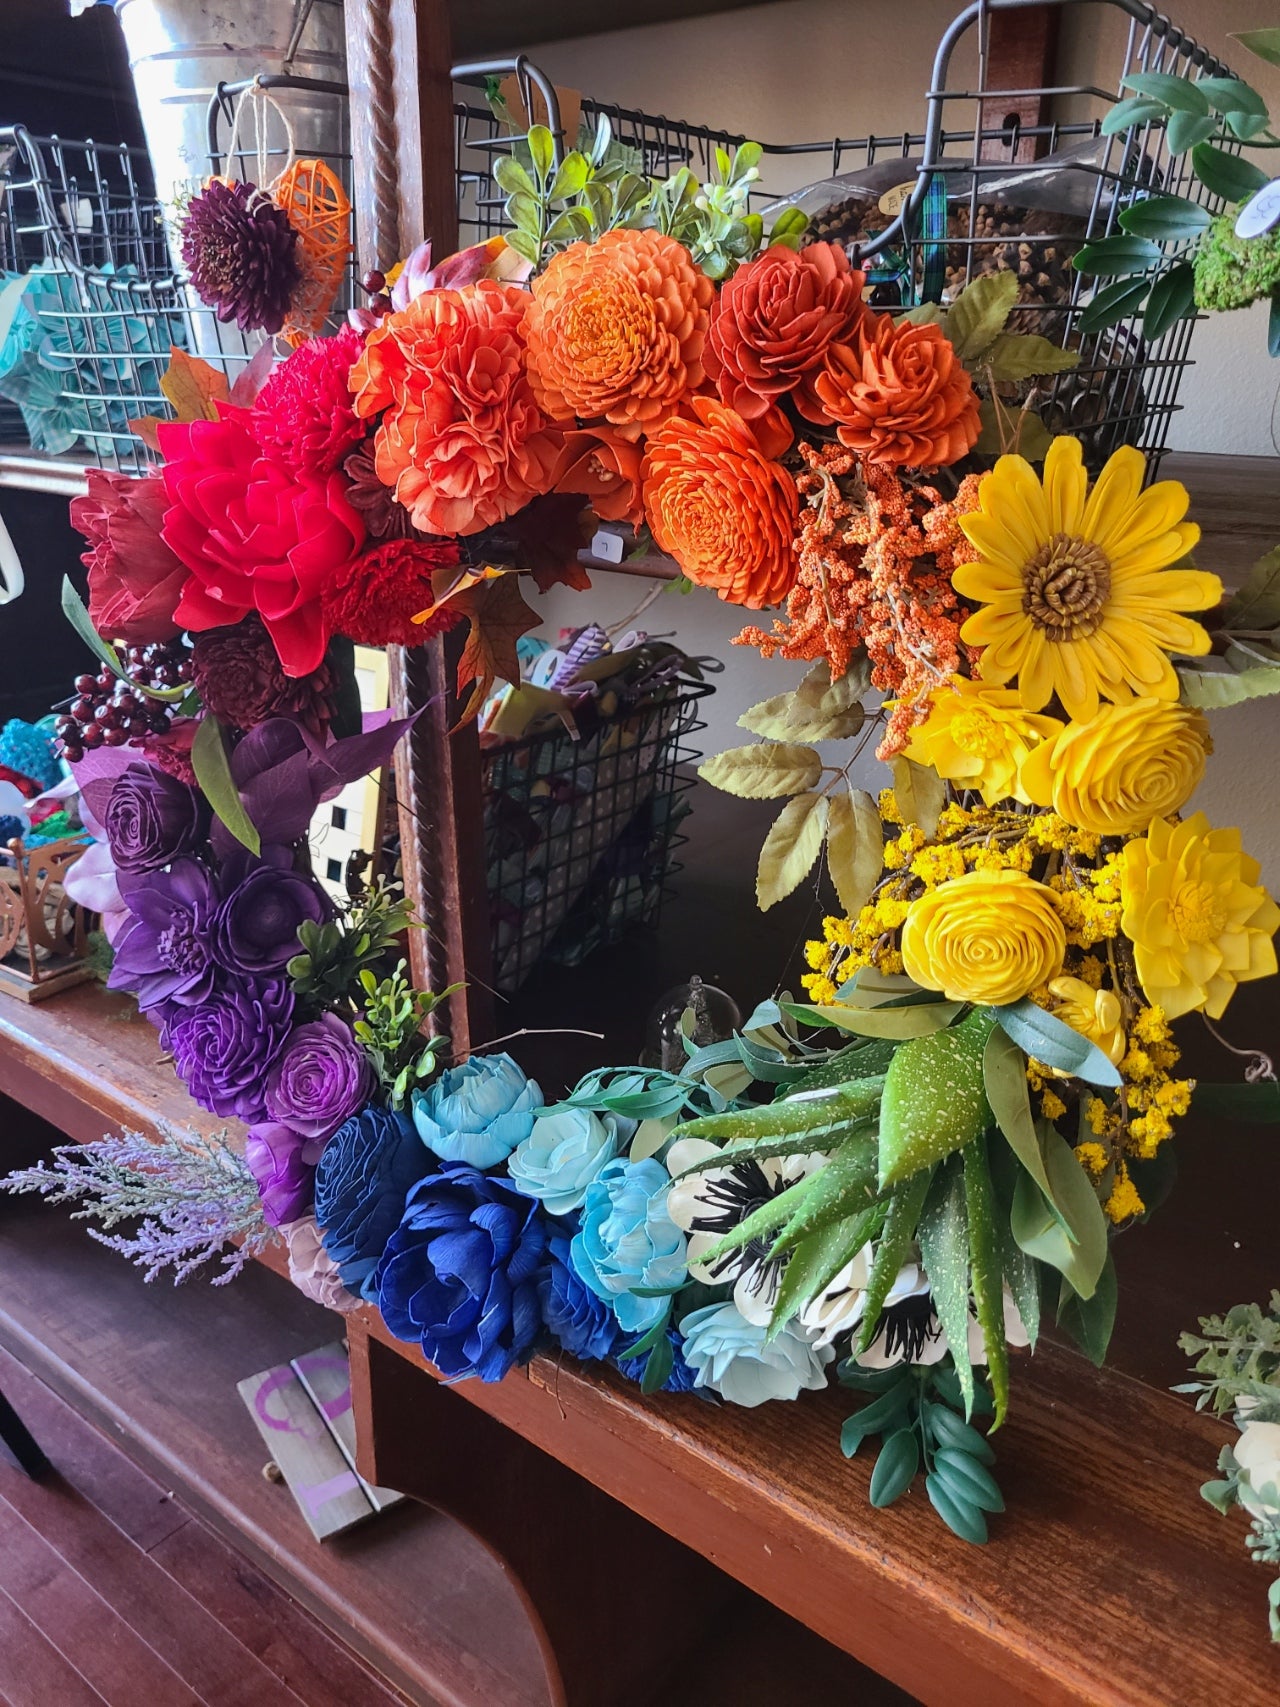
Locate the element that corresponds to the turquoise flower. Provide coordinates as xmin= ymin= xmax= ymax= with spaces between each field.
xmin=411 ymin=1052 xmax=543 ymax=1171
xmin=678 ymin=1301 xmax=834 ymax=1408
xmin=508 ymin=1106 xmax=634 ymax=1216
xmin=570 ymin=1157 xmax=687 ymax=1335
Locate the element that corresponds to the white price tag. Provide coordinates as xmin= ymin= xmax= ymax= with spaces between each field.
xmin=1235 ymin=178 xmax=1280 ymax=241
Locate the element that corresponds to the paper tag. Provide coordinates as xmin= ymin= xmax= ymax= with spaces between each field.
xmin=1235 ymin=178 xmax=1280 ymax=241
xmin=878 ymin=181 xmax=916 ymax=217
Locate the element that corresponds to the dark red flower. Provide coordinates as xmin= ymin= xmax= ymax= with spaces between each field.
xmin=158 ymin=406 xmax=365 ymax=678
xmin=181 ymin=179 xmax=301 ymax=337
xmin=70 ymin=468 xmax=190 ymax=644
xmin=323 ymin=538 xmax=464 ymax=647
xmin=253 ymin=328 xmax=366 ymax=477
xmin=191 ymin=615 xmax=333 ymax=733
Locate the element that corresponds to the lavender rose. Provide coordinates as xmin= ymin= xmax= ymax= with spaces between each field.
xmin=104 ymin=761 xmax=203 ymax=875
xmin=161 ymin=977 xmax=294 ymax=1122
xmin=264 ymin=1013 xmax=373 ymax=1142
xmin=214 ymin=846 xmax=332 ymax=976
xmin=245 ymin=1120 xmax=320 ymax=1226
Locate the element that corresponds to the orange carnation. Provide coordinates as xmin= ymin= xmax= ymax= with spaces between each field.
xmin=815 ymin=313 xmax=980 ymax=470
xmin=641 ymin=397 xmax=798 ymax=608
xmin=525 ymin=230 xmax=714 ymax=427
xmin=350 ymin=279 xmax=562 ymax=537
xmin=705 ymin=241 xmax=869 ymax=423
xmin=549 ymin=425 xmax=644 ymax=527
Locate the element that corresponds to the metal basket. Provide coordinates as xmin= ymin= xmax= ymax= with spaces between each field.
xmin=482 ymin=682 xmax=709 ymax=994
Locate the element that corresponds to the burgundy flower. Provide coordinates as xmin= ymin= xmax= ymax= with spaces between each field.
xmin=104 ymin=761 xmax=203 ymax=874
xmin=213 ymin=845 xmax=332 ymax=976
xmin=161 ymin=977 xmax=295 ymax=1122
xmin=245 ymin=1122 xmax=321 ymax=1227
xmin=107 ymin=858 xmax=218 ymax=1011
xmin=322 ymin=538 xmax=463 ymax=648
xmin=264 ymin=1012 xmax=374 ymax=1142
xmin=70 ymin=469 xmax=190 ymax=644
xmin=191 ymin=616 xmax=333 ymax=735
xmin=342 ymin=442 xmax=418 ymax=541
xmin=181 ymin=178 xmax=301 ymax=337
xmin=253 ymin=329 xmax=366 ymax=477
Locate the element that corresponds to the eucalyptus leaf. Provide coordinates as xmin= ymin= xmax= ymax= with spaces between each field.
xmin=698 ymin=742 xmax=823 ymax=799
xmin=786 ymin=1000 xmax=964 ymax=1041
xmin=917 ymin=1158 xmax=974 ymax=1418
xmin=991 ymin=998 xmax=1122 ymax=1087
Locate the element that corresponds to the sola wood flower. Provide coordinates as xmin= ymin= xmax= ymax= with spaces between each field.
xmin=252 ymin=327 xmax=365 ymax=477
xmin=191 ymin=614 xmax=335 ymax=735
xmin=524 ymin=230 xmax=714 ymax=427
xmin=816 ymin=313 xmax=981 ymax=469
xmin=641 ymin=397 xmax=798 ymax=608
xmin=71 ymin=468 xmax=189 ymax=643
xmin=351 ymin=280 xmax=562 ymax=537
xmin=323 ymin=538 xmax=464 ymax=648
xmin=181 ymin=179 xmax=301 ymax=337
xmin=900 ymin=867 xmax=1067 ymax=1005
xmin=1019 ymin=697 xmax=1211 ymax=836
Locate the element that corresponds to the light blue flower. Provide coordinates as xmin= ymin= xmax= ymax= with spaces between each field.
xmin=411 ymin=1052 xmax=543 ymax=1171
xmin=678 ymin=1301 xmax=834 ymax=1408
xmin=508 ymin=1106 xmax=635 ymax=1216
xmin=570 ymin=1157 xmax=687 ymax=1335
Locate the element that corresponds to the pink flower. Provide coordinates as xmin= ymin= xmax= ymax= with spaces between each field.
xmin=279 ymin=1215 xmax=359 ymax=1313
xmin=70 ymin=469 xmax=190 ymax=644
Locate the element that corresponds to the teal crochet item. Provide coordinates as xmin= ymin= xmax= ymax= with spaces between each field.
xmin=0 ymin=720 xmax=60 ymax=791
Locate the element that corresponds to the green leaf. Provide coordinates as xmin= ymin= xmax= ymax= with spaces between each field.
xmin=1177 ymin=658 xmax=1280 ymax=709
xmin=991 ymin=998 xmax=1122 ymax=1087
xmin=1270 ymin=285 xmax=1280 ymax=361
xmin=840 ymin=1381 xmax=913 ymax=1454
xmin=918 ymin=1159 xmax=974 ymax=1418
xmin=933 ymin=1447 xmax=1005 ymax=1513
xmin=1195 ymin=77 xmax=1269 ymax=118
xmin=1189 ymin=1080 xmax=1280 ymax=1122
xmin=698 ymin=742 xmax=823 ymax=799
xmin=756 ymin=793 xmax=828 ymax=911
xmin=869 ymin=1428 xmax=920 ymax=1507
xmin=878 ymin=1011 xmax=993 ymax=1188
xmin=503 ymin=228 xmax=540 ymax=265
xmin=1072 ymin=234 xmax=1162 ymax=276
xmin=1143 ymin=262 xmax=1197 ymax=339
xmin=944 ymin=270 xmax=1019 ymax=363
xmin=783 ymin=1038 xmax=897 ymax=1096
xmin=493 ymin=155 xmax=537 ymax=199
xmin=640 ymin=1330 xmax=674 ymax=1395
xmin=1121 ymin=71 xmax=1209 ymax=114
xmin=1057 ymin=1254 xmax=1117 ymax=1366
xmin=526 ymin=125 xmax=555 ymax=184
xmin=926 ymin=1472 xmax=988 ymax=1544
xmin=1191 ymin=142 xmax=1270 ymax=204
xmin=962 ymin=1135 xmax=1008 ymax=1428
xmin=674 ymin=1077 xmax=884 ymax=1148
xmin=855 ymin=1167 xmax=934 ymax=1354
xmin=982 ymin=332 xmax=1079 ymax=381
xmin=1101 ymin=95 xmax=1169 ymax=136
xmin=825 ymin=786 xmax=883 ymax=920
xmin=693 ymin=1172 xmax=817 ymax=1268
xmin=737 ymin=687 xmax=865 ymax=741
xmin=890 ymin=754 xmax=945 ymax=836
xmin=983 ymin=1023 xmax=1066 ymax=1228
xmin=787 ymin=1000 xmax=965 ymax=1041
xmin=769 ymin=1128 xmax=880 ymax=1258
xmin=190 ymin=717 xmax=260 ymax=856
xmin=1165 ymin=110 xmax=1218 ymax=154
xmin=1078 ymin=275 xmax=1150 ymax=333
xmin=61 ymin=575 xmax=125 ymax=678
xmin=768 ymin=1200 xmax=884 ymax=1331
xmin=1117 ymin=194 xmax=1212 ymax=242
xmin=1225 ymin=543 xmax=1280 ymax=635
xmin=549 ymin=152 xmax=591 ymax=200
xmin=1233 ymin=27 xmax=1280 ymax=68
xmin=925 ymin=1400 xmax=996 ymax=1465
xmin=1010 ymin=1125 xmax=1108 ymax=1299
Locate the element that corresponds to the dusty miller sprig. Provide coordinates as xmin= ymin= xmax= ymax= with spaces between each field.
xmin=0 ymin=1124 xmax=272 ymax=1285
xmin=1175 ymin=1292 xmax=1280 ymax=1420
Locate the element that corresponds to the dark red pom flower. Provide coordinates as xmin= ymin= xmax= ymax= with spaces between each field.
xmin=181 ymin=179 xmax=302 ymax=337
xmin=323 ymin=538 xmax=464 ymax=648
xmin=191 ymin=615 xmax=334 ymax=734
xmin=253 ymin=328 xmax=366 ymax=477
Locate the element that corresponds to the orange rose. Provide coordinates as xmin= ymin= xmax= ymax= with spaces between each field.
xmin=815 ymin=313 xmax=981 ymax=469
xmin=705 ymin=242 xmax=868 ymax=423
xmin=350 ymin=280 xmax=562 ymax=536
xmin=525 ymin=231 xmax=714 ymax=427
xmin=641 ymin=397 xmax=798 ymax=608
xmin=549 ymin=425 xmax=644 ymax=526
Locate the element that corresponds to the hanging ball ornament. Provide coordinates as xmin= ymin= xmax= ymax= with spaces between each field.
xmin=181 ymin=178 xmax=302 ymax=337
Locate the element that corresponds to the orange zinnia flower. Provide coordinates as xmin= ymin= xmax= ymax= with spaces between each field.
xmin=350 ymin=280 xmax=562 ymax=537
xmin=641 ymin=397 xmax=798 ymax=608
xmin=816 ymin=313 xmax=981 ymax=470
xmin=525 ymin=231 xmax=714 ymax=427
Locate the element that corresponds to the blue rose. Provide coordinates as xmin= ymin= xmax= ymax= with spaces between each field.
xmin=411 ymin=1052 xmax=543 ymax=1170
xmin=678 ymin=1301 xmax=834 ymax=1408
xmin=570 ymin=1157 xmax=687 ymax=1336
xmin=313 ymin=1104 xmax=431 ymax=1300
xmin=616 ymin=1329 xmax=698 ymax=1394
xmin=508 ymin=1106 xmax=634 ymax=1216
xmin=538 ymin=1232 xmax=620 ymax=1361
xmin=375 ymin=1161 xmax=548 ymax=1382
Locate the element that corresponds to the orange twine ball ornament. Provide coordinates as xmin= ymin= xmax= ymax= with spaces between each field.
xmin=271 ymin=158 xmax=352 ymax=345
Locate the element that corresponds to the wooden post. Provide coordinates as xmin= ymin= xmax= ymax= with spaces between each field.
xmin=981 ymin=5 xmax=1059 ymax=163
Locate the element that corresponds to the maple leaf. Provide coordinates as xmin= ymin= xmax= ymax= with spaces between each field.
xmin=454 ymin=573 xmax=540 ymax=726
xmin=160 ymin=347 xmax=231 ymax=422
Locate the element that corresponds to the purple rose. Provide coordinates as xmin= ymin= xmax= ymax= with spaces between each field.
xmin=214 ymin=845 xmax=332 ymax=975
xmin=245 ymin=1121 xmax=325 ymax=1226
xmin=162 ymin=977 xmax=294 ymax=1121
xmin=107 ymin=858 xmax=218 ymax=1011
xmin=104 ymin=761 xmax=202 ymax=874
xmin=264 ymin=1013 xmax=373 ymax=1142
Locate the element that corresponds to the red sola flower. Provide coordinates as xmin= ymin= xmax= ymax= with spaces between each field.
xmin=323 ymin=538 xmax=465 ymax=648
xmin=252 ymin=327 xmax=366 ymax=477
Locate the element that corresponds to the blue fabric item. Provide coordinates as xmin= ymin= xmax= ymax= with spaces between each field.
xmin=314 ymin=1104 xmax=432 ymax=1299
xmin=0 ymin=720 xmax=60 ymax=791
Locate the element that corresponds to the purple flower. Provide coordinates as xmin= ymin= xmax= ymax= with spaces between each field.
xmin=104 ymin=761 xmax=203 ymax=874
xmin=245 ymin=1121 xmax=323 ymax=1227
xmin=107 ymin=858 xmax=218 ymax=1011
xmin=214 ymin=845 xmax=331 ymax=975
xmin=374 ymin=1161 xmax=549 ymax=1382
xmin=264 ymin=1013 xmax=373 ymax=1142
xmin=162 ymin=977 xmax=294 ymax=1122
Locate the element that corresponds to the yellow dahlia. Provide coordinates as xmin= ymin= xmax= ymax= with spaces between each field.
xmin=901 ymin=676 xmax=1063 ymax=805
xmin=1119 ymin=811 xmax=1280 ymax=1020
xmin=900 ymin=868 xmax=1066 ymax=1006
xmin=1045 ymin=975 xmax=1126 ymax=1066
xmin=953 ymin=437 xmax=1221 ymax=722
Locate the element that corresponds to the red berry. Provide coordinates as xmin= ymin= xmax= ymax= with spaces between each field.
xmin=362 ymin=268 xmax=386 ymax=294
xmin=74 ymin=673 xmax=96 ymax=695
xmin=71 ymin=698 xmax=95 ymax=723
xmin=370 ymin=292 xmax=392 ymax=316
xmin=81 ymin=723 xmax=104 ymax=749
xmin=103 ymin=726 xmax=129 ymax=747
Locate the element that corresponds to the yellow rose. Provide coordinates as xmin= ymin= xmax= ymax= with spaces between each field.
xmin=1046 ymin=975 xmax=1126 ymax=1065
xmin=901 ymin=869 xmax=1067 ymax=1005
xmin=1019 ymin=698 xmax=1211 ymax=836
xmin=901 ymin=676 xmax=1063 ymax=806
xmin=1120 ymin=810 xmax=1280 ymax=1019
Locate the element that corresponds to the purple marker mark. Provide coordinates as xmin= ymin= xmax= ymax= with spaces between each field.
xmin=297 ymin=1469 xmax=362 ymax=1517
xmin=254 ymin=1367 xmax=316 ymax=1437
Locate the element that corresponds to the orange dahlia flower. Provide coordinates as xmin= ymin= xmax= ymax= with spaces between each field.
xmin=705 ymin=241 xmax=869 ymax=423
xmin=350 ymin=280 xmax=562 ymax=537
xmin=549 ymin=425 xmax=644 ymax=527
xmin=641 ymin=397 xmax=798 ymax=608
xmin=815 ymin=313 xmax=981 ymax=469
xmin=525 ymin=231 xmax=714 ymax=427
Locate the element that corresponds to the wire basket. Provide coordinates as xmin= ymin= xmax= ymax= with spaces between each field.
xmin=483 ymin=682 xmax=709 ymax=994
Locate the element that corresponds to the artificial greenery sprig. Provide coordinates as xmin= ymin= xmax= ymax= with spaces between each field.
xmin=354 ymin=961 xmax=460 ymax=1109
xmin=1176 ymin=1294 xmax=1280 ymax=1420
xmin=287 ymin=878 xmax=416 ymax=1015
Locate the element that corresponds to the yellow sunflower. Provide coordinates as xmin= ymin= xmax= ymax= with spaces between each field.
xmin=953 ymin=437 xmax=1221 ymax=722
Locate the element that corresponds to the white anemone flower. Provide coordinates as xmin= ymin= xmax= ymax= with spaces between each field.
xmin=849 ymin=1254 xmax=1030 ymax=1371
xmin=1235 ymin=1420 xmax=1280 ymax=1523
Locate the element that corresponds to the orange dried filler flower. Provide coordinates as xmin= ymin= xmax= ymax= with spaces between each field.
xmin=816 ymin=313 xmax=980 ymax=470
xmin=642 ymin=397 xmax=798 ymax=609
xmin=737 ymin=442 xmax=983 ymax=754
xmin=524 ymin=231 xmax=714 ymax=427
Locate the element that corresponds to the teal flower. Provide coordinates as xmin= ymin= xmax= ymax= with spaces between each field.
xmin=508 ymin=1106 xmax=634 ymax=1216
xmin=411 ymin=1052 xmax=543 ymax=1171
xmin=678 ymin=1301 xmax=833 ymax=1407
xmin=570 ymin=1157 xmax=687 ymax=1335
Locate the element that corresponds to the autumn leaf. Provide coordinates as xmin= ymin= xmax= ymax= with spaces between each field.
xmin=411 ymin=564 xmax=508 ymax=626
xmin=127 ymin=415 xmax=165 ymax=452
xmin=455 ymin=573 xmax=540 ymax=725
xmin=160 ymin=347 xmax=231 ymax=422
xmin=228 ymin=341 xmax=277 ymax=409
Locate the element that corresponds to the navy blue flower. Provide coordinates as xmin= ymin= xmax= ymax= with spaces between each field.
xmin=538 ymin=1231 xmax=619 ymax=1362
xmin=375 ymin=1161 xmax=548 ymax=1382
xmin=314 ymin=1104 xmax=431 ymax=1299
xmin=616 ymin=1329 xmax=699 ymax=1394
